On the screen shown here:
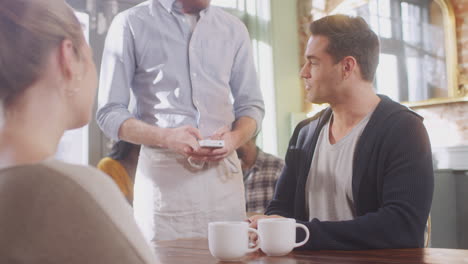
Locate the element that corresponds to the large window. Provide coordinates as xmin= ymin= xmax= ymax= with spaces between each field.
xmin=212 ymin=0 xmax=278 ymax=155
xmin=332 ymin=0 xmax=459 ymax=105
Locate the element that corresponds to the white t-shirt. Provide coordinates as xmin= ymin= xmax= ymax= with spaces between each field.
xmin=306 ymin=111 xmax=373 ymax=222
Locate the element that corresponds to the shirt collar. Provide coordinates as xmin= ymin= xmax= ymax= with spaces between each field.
xmin=200 ymin=7 xmax=209 ymax=17
xmin=158 ymin=0 xmax=177 ymax=13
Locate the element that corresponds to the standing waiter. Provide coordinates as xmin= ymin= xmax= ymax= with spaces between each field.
xmin=97 ymin=0 xmax=264 ymax=244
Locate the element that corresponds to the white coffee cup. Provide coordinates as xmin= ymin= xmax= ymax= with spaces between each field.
xmin=257 ymin=218 xmax=310 ymax=256
xmin=208 ymin=221 xmax=260 ymax=261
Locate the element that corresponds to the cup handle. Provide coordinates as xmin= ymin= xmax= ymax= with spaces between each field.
xmin=294 ymin=223 xmax=310 ymax=248
xmin=246 ymin=228 xmax=261 ymax=253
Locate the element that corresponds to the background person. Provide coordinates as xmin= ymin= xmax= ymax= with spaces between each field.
xmin=237 ymin=136 xmax=284 ymax=214
xmin=98 ymin=141 xmax=141 ymax=205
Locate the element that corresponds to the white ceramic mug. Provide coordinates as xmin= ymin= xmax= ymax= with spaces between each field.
xmin=257 ymin=218 xmax=310 ymax=256
xmin=208 ymin=221 xmax=260 ymax=261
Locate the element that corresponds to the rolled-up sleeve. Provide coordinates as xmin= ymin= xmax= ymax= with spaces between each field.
xmin=229 ymin=23 xmax=265 ymax=135
xmin=96 ymin=13 xmax=136 ymax=141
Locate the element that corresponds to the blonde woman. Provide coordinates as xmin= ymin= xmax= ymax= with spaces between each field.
xmin=0 ymin=0 xmax=157 ymax=263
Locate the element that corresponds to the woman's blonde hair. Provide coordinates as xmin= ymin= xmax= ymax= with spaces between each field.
xmin=0 ymin=0 xmax=84 ymax=104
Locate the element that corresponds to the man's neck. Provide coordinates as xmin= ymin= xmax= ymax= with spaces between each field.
xmin=176 ymin=0 xmax=207 ymax=14
xmin=328 ymin=83 xmax=380 ymax=144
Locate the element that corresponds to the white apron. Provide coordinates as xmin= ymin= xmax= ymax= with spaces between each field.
xmin=133 ymin=146 xmax=246 ymax=244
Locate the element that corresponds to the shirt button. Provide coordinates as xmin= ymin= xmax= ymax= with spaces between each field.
xmin=192 ymin=72 xmax=197 ymax=77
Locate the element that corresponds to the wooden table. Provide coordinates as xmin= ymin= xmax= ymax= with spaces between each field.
xmin=154 ymin=238 xmax=468 ymax=264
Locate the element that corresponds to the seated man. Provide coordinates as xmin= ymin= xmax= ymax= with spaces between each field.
xmin=236 ymin=136 xmax=284 ymax=213
xmin=249 ymin=14 xmax=434 ymax=250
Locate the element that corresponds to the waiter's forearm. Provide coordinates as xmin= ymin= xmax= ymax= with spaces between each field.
xmin=230 ymin=116 xmax=257 ymax=149
xmin=118 ymin=118 xmax=166 ymax=147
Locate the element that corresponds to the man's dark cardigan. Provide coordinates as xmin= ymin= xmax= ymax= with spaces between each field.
xmin=266 ymin=95 xmax=434 ymax=250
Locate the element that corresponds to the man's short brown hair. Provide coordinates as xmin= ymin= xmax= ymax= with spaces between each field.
xmin=309 ymin=14 xmax=380 ymax=82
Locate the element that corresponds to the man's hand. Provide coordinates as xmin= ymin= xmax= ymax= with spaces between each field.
xmin=248 ymin=214 xmax=285 ymax=229
xmin=188 ymin=116 xmax=257 ymax=162
xmin=189 ymin=126 xmax=241 ymax=162
xmin=161 ymin=125 xmax=203 ymax=157
xmin=206 ymin=126 xmax=240 ymax=161
xmin=246 ymin=214 xmax=284 ymax=243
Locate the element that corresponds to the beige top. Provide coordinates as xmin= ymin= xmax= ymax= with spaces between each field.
xmin=0 ymin=159 xmax=157 ymax=264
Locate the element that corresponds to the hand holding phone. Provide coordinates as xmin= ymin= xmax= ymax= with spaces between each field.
xmin=198 ymin=139 xmax=225 ymax=148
